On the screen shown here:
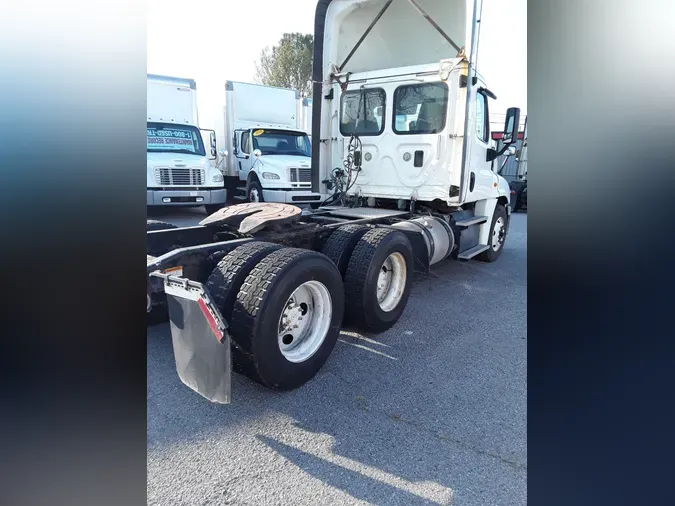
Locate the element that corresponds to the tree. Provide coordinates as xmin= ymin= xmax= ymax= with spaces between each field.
xmin=254 ymin=33 xmax=313 ymax=97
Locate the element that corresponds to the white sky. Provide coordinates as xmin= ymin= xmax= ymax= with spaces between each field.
xmin=147 ymin=0 xmax=526 ymax=130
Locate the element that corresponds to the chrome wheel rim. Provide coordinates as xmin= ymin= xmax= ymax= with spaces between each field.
xmin=249 ymin=187 xmax=260 ymax=202
xmin=492 ymin=217 xmax=505 ymax=251
xmin=376 ymin=252 xmax=407 ymax=312
xmin=278 ymin=281 xmax=332 ymax=363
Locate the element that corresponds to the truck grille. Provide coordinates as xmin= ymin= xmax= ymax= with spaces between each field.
xmin=154 ymin=167 xmax=205 ymax=186
xmin=287 ymin=167 xmax=312 ymax=183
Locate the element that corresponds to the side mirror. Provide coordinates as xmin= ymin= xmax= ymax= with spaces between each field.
xmin=253 ymin=149 xmax=262 ymax=158
xmin=219 ymin=149 xmax=228 ymax=158
xmin=502 ymin=107 xmax=521 ymax=145
xmin=209 ymin=132 xmax=217 ymax=158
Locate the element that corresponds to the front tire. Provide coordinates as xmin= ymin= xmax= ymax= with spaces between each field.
xmin=247 ymin=180 xmax=264 ymax=203
xmin=477 ymin=204 xmax=508 ymax=262
xmin=230 ymin=248 xmax=344 ymax=390
xmin=344 ymin=228 xmax=414 ymax=333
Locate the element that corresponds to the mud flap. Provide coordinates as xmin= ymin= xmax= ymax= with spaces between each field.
xmin=152 ymin=273 xmax=232 ymax=404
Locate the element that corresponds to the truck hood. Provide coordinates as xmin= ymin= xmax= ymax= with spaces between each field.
xmin=254 ymin=155 xmax=312 ymax=176
xmin=258 ymin=154 xmax=311 ymax=167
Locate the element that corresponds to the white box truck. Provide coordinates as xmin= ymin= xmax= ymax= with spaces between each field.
xmin=216 ymin=81 xmax=322 ymax=207
xmin=147 ymin=74 xmax=227 ymax=215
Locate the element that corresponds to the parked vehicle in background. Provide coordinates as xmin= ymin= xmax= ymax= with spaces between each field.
xmin=494 ymin=116 xmax=527 ymax=211
xmin=147 ymin=0 xmax=522 ymax=404
xmin=297 ymin=96 xmax=313 ymax=141
xmin=146 ymin=75 xmax=226 ymax=215
xmin=213 ymin=81 xmax=323 ymax=206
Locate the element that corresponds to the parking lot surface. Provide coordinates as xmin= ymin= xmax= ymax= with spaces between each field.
xmin=147 ymin=207 xmax=527 ymax=506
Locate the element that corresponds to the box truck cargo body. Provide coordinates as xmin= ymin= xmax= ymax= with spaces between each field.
xmin=147 ymin=74 xmax=226 ymax=214
xmin=297 ymin=97 xmax=313 ymax=139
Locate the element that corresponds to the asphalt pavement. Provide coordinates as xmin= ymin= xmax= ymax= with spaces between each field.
xmin=147 ymin=208 xmax=527 ymax=506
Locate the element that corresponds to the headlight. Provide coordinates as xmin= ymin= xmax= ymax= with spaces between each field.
xmin=262 ymin=172 xmax=280 ymax=180
xmin=212 ymin=174 xmax=224 ymax=183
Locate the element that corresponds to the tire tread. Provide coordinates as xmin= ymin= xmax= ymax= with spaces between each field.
xmin=205 ymin=241 xmax=281 ymax=321
xmin=230 ymin=248 xmax=323 ymax=385
xmin=320 ymin=224 xmax=369 ymax=276
xmin=344 ymin=228 xmax=409 ymax=331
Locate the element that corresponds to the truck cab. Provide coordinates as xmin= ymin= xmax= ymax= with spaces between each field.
xmin=146 ymin=74 xmax=227 ymax=215
xmin=311 ymin=0 xmax=520 ymax=257
xmin=331 ymin=62 xmax=510 ymax=206
xmin=218 ymin=81 xmax=323 ymax=206
xmin=231 ymin=125 xmax=315 ymax=204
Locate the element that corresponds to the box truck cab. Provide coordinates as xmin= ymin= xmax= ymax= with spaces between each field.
xmin=147 ymin=74 xmax=227 ymax=215
xmin=218 ymin=81 xmax=322 ymax=206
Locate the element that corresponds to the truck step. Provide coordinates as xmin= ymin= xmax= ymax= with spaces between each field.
xmin=455 ymin=215 xmax=488 ymax=227
xmin=232 ymin=195 xmax=248 ymax=201
xmin=458 ymin=244 xmax=490 ymax=260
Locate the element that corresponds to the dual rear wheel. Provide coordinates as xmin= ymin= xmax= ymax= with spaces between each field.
xmin=202 ymin=226 xmax=414 ymax=390
xmin=206 ymin=244 xmax=344 ymax=390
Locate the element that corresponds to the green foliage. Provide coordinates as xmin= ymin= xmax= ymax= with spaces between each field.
xmin=254 ymin=33 xmax=313 ymax=97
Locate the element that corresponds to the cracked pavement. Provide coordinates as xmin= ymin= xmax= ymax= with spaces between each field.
xmin=147 ymin=208 xmax=527 ymax=506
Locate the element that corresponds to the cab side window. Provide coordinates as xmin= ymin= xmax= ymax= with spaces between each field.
xmin=476 ymin=92 xmax=489 ymax=143
xmin=241 ymin=132 xmax=250 ymax=154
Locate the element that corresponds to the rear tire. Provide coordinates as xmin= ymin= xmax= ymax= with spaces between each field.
xmin=320 ymin=224 xmax=370 ymax=277
xmin=344 ymin=228 xmax=413 ymax=333
xmin=205 ymin=242 xmax=282 ymax=322
xmin=230 ymin=248 xmax=344 ymax=390
xmin=477 ymin=205 xmax=507 ymax=262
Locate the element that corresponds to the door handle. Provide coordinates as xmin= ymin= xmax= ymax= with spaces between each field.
xmin=414 ymin=150 xmax=424 ymax=168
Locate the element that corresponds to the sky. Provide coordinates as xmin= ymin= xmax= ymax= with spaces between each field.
xmin=147 ymin=0 xmax=526 ymax=130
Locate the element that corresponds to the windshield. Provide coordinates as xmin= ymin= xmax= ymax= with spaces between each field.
xmin=251 ymin=129 xmax=310 ymax=157
xmin=147 ymin=122 xmax=205 ymax=156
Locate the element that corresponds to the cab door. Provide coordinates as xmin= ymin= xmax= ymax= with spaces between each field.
xmin=234 ymin=129 xmax=251 ymax=181
xmin=339 ymin=87 xmax=387 ymax=190
xmin=389 ymin=81 xmax=449 ymax=189
xmin=465 ymin=83 xmax=496 ymax=201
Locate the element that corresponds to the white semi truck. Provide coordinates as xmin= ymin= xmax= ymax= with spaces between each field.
xmin=215 ymin=81 xmax=323 ymax=206
xmin=146 ymin=74 xmax=226 ymax=215
xmin=147 ymin=0 xmax=521 ymax=404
